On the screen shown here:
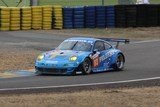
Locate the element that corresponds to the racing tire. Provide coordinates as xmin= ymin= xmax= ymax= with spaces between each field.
xmin=114 ymin=54 xmax=125 ymax=71
xmin=71 ymin=70 xmax=76 ymax=76
xmin=35 ymin=71 xmax=43 ymax=76
xmin=81 ymin=58 xmax=92 ymax=75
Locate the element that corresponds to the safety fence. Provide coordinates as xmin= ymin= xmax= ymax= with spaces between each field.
xmin=0 ymin=0 xmax=30 ymax=7
xmin=0 ymin=4 xmax=160 ymax=31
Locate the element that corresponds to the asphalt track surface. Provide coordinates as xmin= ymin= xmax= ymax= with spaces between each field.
xmin=0 ymin=31 xmax=160 ymax=93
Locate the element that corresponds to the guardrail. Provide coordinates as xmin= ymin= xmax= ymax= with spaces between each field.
xmin=0 ymin=4 xmax=160 ymax=31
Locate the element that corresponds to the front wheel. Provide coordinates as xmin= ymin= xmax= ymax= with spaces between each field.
xmin=114 ymin=54 xmax=125 ymax=71
xmin=35 ymin=71 xmax=43 ymax=76
xmin=81 ymin=58 xmax=92 ymax=75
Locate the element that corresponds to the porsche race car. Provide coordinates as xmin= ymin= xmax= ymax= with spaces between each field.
xmin=35 ymin=37 xmax=129 ymax=75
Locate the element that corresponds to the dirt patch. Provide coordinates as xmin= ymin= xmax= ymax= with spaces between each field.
xmin=37 ymin=27 xmax=160 ymax=40
xmin=0 ymin=87 xmax=160 ymax=107
xmin=0 ymin=47 xmax=40 ymax=72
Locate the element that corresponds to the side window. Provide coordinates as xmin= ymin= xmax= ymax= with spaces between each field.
xmin=94 ymin=41 xmax=105 ymax=51
xmin=104 ymin=42 xmax=111 ymax=50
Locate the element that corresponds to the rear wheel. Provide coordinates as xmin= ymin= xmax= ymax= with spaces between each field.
xmin=114 ymin=54 xmax=125 ymax=71
xmin=82 ymin=58 xmax=92 ymax=75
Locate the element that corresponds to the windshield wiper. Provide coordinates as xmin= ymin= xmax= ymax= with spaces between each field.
xmin=71 ymin=41 xmax=78 ymax=50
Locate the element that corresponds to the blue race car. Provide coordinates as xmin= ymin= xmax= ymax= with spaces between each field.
xmin=35 ymin=37 xmax=129 ymax=75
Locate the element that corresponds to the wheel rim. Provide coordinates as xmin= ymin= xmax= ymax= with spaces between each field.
xmin=116 ymin=55 xmax=124 ymax=69
xmin=83 ymin=59 xmax=91 ymax=73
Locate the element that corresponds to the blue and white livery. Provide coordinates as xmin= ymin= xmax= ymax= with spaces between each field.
xmin=35 ymin=37 xmax=129 ymax=75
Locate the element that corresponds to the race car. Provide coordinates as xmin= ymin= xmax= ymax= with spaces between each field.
xmin=35 ymin=37 xmax=129 ymax=75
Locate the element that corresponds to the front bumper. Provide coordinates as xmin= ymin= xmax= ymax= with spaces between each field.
xmin=35 ymin=60 xmax=81 ymax=75
xmin=35 ymin=65 xmax=77 ymax=75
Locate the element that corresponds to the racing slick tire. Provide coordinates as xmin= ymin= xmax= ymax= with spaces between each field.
xmin=35 ymin=71 xmax=43 ymax=76
xmin=114 ymin=54 xmax=125 ymax=71
xmin=81 ymin=58 xmax=92 ymax=75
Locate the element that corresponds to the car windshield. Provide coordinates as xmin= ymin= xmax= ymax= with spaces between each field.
xmin=58 ymin=40 xmax=92 ymax=52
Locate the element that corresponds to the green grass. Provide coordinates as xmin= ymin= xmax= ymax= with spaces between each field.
xmin=151 ymin=0 xmax=160 ymax=4
xmin=0 ymin=0 xmax=159 ymax=7
xmin=38 ymin=0 xmax=160 ymax=6
xmin=38 ymin=0 xmax=118 ymax=6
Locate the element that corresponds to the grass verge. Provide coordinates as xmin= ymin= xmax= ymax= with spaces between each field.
xmin=38 ymin=0 xmax=160 ymax=6
xmin=0 ymin=87 xmax=160 ymax=107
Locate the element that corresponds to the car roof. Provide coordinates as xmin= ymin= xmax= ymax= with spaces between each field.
xmin=66 ymin=37 xmax=102 ymax=42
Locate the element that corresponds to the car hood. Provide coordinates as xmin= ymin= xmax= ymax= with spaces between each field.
xmin=43 ymin=49 xmax=91 ymax=62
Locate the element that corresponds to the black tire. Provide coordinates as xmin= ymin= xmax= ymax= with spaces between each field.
xmin=71 ymin=70 xmax=76 ymax=76
xmin=81 ymin=58 xmax=92 ymax=75
xmin=35 ymin=71 xmax=43 ymax=76
xmin=114 ymin=54 xmax=125 ymax=71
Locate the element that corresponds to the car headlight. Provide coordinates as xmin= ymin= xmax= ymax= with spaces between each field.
xmin=70 ymin=56 xmax=77 ymax=61
xmin=37 ymin=54 xmax=44 ymax=61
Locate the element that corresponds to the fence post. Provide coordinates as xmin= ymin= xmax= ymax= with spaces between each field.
xmin=30 ymin=0 xmax=38 ymax=6
xmin=102 ymin=0 xmax=104 ymax=5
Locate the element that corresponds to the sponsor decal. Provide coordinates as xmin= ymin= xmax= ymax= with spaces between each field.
xmin=99 ymin=50 xmax=117 ymax=62
xmin=91 ymin=50 xmax=117 ymax=68
xmin=65 ymin=39 xmax=94 ymax=44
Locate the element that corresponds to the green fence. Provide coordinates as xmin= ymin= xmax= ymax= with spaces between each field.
xmin=0 ymin=0 xmax=30 ymax=7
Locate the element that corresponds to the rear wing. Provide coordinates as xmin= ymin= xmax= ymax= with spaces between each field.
xmin=99 ymin=38 xmax=130 ymax=48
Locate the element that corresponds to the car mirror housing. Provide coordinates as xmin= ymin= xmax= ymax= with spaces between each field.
xmin=93 ymin=49 xmax=98 ymax=54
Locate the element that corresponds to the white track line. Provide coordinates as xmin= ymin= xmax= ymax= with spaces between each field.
xmin=0 ymin=77 xmax=160 ymax=91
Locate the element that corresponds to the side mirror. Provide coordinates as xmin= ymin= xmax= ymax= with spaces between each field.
xmin=93 ymin=49 xmax=98 ymax=54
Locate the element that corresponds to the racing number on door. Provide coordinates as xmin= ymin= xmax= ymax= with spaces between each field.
xmin=93 ymin=57 xmax=99 ymax=68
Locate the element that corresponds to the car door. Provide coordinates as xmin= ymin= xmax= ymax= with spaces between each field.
xmin=92 ymin=41 xmax=109 ymax=72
